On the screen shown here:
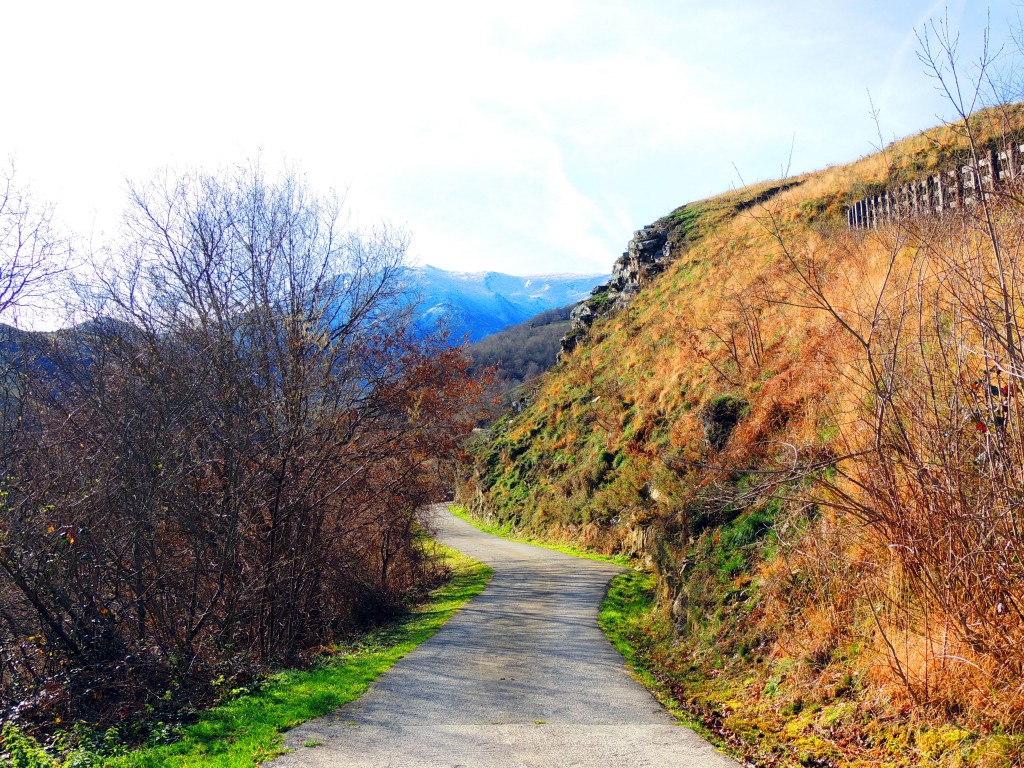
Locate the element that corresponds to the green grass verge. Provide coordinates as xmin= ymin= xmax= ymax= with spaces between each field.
xmin=448 ymin=505 xmax=630 ymax=566
xmin=597 ymin=571 xmax=707 ymax=733
xmin=3 ymin=544 xmax=491 ymax=768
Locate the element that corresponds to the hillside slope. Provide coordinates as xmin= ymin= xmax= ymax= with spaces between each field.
xmin=460 ymin=104 xmax=1024 ymax=767
xmin=466 ymin=304 xmax=573 ymax=404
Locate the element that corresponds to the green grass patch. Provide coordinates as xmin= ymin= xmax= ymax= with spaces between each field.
xmin=2 ymin=545 xmax=491 ymax=768
xmin=598 ymin=572 xmax=710 ymax=733
xmin=448 ymin=505 xmax=629 ymax=566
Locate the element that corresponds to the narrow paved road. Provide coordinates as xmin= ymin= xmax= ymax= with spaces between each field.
xmin=267 ymin=505 xmax=741 ymax=767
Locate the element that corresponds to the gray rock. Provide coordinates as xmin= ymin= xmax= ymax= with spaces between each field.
xmin=558 ymin=221 xmax=677 ymax=356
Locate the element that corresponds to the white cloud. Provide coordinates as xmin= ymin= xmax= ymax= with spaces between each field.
xmin=0 ymin=0 xmax=1016 ymax=278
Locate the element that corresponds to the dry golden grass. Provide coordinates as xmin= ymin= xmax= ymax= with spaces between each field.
xmin=461 ymin=105 xmax=1024 ymax=766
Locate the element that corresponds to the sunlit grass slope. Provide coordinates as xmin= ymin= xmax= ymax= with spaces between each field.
xmin=461 ymin=104 xmax=1024 ymax=767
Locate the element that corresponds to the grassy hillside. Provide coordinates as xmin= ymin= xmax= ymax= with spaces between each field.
xmin=460 ymin=104 xmax=1024 ymax=767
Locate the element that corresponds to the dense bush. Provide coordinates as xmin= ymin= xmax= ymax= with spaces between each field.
xmin=0 ymin=165 xmax=485 ymax=732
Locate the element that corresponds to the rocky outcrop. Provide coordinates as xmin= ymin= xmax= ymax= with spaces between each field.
xmin=559 ymin=222 xmax=673 ymax=358
xmin=607 ymin=223 xmax=673 ymax=304
xmin=559 ymin=297 xmax=600 ymax=356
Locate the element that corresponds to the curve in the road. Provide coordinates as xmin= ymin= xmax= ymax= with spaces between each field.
xmin=266 ymin=505 xmax=741 ymax=767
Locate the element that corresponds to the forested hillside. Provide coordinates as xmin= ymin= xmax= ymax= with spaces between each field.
xmin=460 ymin=103 xmax=1024 ymax=766
xmin=466 ymin=304 xmax=573 ymax=403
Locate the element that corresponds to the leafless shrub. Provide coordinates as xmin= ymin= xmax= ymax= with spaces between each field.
xmin=0 ymin=164 xmax=485 ymax=729
xmin=0 ymin=160 xmax=69 ymax=324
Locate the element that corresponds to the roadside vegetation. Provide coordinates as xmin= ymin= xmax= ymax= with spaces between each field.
xmin=0 ymin=544 xmax=491 ymax=767
xmin=459 ymin=23 xmax=1024 ymax=768
xmin=449 ymin=505 xmax=627 ymax=565
xmin=0 ymin=163 xmax=488 ymax=757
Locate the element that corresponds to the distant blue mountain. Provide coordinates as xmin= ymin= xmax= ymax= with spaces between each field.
xmin=0 ymin=268 xmax=610 ymax=375
xmin=405 ymin=265 xmax=610 ymax=343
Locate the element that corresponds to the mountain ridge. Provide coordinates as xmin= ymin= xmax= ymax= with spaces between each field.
xmin=406 ymin=264 xmax=609 ymax=342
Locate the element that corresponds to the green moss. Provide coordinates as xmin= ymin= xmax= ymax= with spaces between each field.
xmin=917 ymin=725 xmax=973 ymax=760
xmin=584 ymin=288 xmax=614 ymax=313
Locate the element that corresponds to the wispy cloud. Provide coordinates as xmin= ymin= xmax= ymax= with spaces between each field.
xmin=0 ymin=0 xmax=1012 ymax=274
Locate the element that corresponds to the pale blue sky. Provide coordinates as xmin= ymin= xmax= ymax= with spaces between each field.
xmin=0 ymin=0 xmax=1016 ymax=275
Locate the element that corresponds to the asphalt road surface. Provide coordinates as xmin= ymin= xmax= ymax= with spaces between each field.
xmin=266 ymin=504 xmax=741 ymax=767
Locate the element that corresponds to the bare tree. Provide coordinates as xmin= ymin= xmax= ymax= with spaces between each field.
xmin=0 ymin=162 xmax=486 ymax=729
xmin=0 ymin=161 xmax=68 ymax=324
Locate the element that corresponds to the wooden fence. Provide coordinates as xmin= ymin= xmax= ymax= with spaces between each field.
xmin=847 ymin=145 xmax=1022 ymax=228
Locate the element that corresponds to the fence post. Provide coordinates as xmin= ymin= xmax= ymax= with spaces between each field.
xmin=948 ymin=169 xmax=962 ymax=210
xmin=963 ymin=164 xmax=979 ymax=207
xmin=978 ymin=149 xmax=996 ymax=191
xmin=998 ymin=146 xmax=1015 ymax=182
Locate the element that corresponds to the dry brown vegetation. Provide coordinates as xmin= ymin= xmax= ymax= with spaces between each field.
xmin=0 ymin=165 xmax=486 ymax=737
xmin=461 ymin=103 xmax=1024 ymax=765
